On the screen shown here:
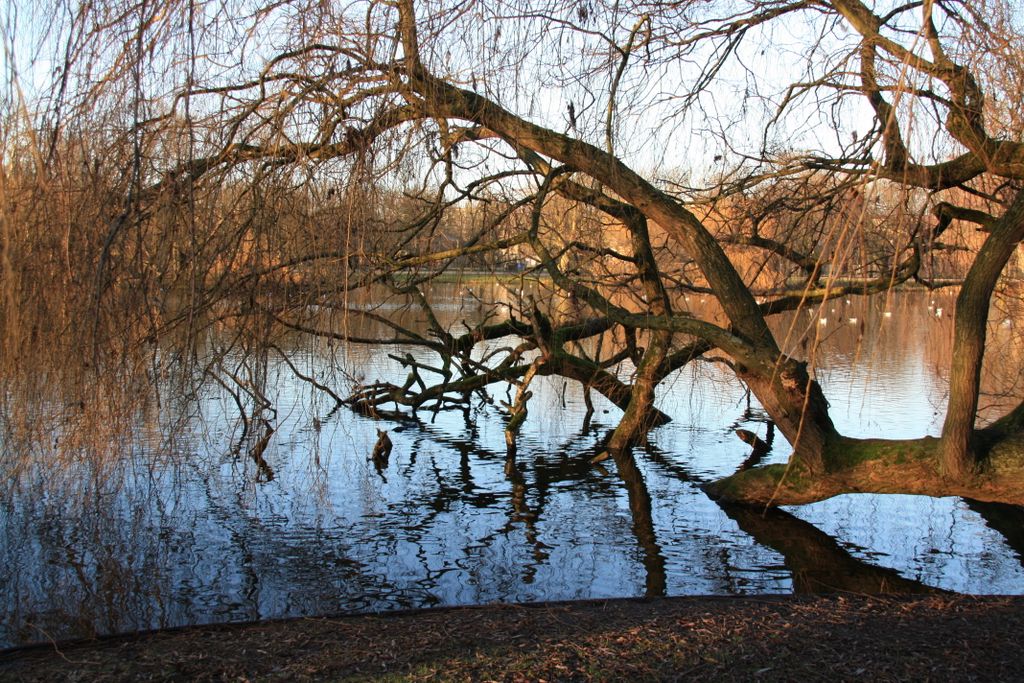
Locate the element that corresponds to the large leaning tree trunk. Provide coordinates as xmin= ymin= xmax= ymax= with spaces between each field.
xmin=395 ymin=0 xmax=838 ymax=473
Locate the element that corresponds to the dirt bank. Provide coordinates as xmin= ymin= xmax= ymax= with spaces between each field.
xmin=3 ymin=595 xmax=1023 ymax=681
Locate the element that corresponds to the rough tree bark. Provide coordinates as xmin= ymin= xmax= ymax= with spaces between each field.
xmin=939 ymin=190 xmax=1024 ymax=477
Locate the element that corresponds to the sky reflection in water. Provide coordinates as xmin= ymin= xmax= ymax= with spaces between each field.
xmin=1 ymin=289 xmax=1022 ymax=648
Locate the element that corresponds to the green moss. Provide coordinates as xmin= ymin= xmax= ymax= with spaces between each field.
xmin=708 ymin=437 xmax=944 ymax=506
xmin=986 ymin=435 xmax=1024 ymax=475
xmin=709 ymin=434 xmax=1024 ymax=507
xmin=705 ymin=463 xmax=812 ymax=504
xmin=823 ymin=436 xmax=938 ymax=472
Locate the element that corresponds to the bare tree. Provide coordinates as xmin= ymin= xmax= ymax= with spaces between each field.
xmin=5 ymin=0 xmax=1024 ymax=505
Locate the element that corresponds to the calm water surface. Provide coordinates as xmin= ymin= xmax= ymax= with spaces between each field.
xmin=2 ymin=288 xmax=1023 ymax=648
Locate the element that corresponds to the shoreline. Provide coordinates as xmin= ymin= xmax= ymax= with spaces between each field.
xmin=3 ymin=593 xmax=1022 ymax=681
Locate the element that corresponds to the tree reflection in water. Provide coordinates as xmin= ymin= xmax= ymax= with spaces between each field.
xmin=4 ymin=292 xmax=1024 ymax=647
xmin=610 ymin=449 xmax=667 ymax=597
xmin=718 ymin=504 xmax=941 ymax=594
xmin=964 ymin=501 xmax=1024 ymax=570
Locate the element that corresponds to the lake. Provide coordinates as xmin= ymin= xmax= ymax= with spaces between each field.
xmin=2 ymin=286 xmax=1022 ymax=649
